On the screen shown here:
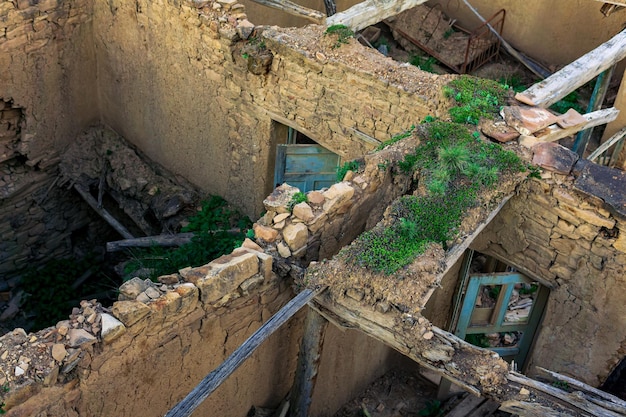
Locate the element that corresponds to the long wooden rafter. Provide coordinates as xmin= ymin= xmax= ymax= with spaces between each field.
xmin=516 ymin=29 xmax=626 ymax=108
xmin=249 ymin=0 xmax=325 ymax=23
xmin=325 ymin=0 xmax=428 ymax=32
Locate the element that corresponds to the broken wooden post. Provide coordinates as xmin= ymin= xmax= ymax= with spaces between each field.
xmin=74 ymin=184 xmax=134 ymax=240
xmin=249 ymin=0 xmax=325 ymax=23
xmin=106 ymin=229 xmax=241 ymax=252
xmin=516 ymin=29 xmax=626 ymax=107
xmin=325 ymin=0 xmax=429 ymax=32
xmin=164 ymin=287 xmax=326 ymax=417
xmin=290 ymin=307 xmax=328 ymax=417
xmin=323 ymin=0 xmax=336 ymax=17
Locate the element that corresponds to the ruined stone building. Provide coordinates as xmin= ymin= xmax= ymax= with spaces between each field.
xmin=1 ymin=0 xmax=626 ymax=415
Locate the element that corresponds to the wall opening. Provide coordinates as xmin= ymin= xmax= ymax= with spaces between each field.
xmin=271 ymin=121 xmax=340 ymax=193
xmin=451 ymin=250 xmax=549 ymax=372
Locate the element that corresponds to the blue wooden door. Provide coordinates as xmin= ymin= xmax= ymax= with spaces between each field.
xmin=454 ymin=272 xmax=549 ymax=369
xmin=274 ymin=144 xmax=340 ymax=192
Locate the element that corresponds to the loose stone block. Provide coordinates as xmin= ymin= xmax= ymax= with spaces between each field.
xmin=253 ymin=223 xmax=279 ymax=242
xmin=118 ymin=277 xmax=150 ymax=301
xmin=112 ymin=300 xmax=151 ymax=327
xmin=100 ymin=313 xmax=126 ymax=344
xmin=323 ymin=182 xmax=354 ymax=214
xmin=197 ymin=252 xmax=259 ymax=304
xmin=67 ymin=329 xmax=97 ymax=349
xmin=282 ymin=222 xmax=308 ymax=251
xmin=293 ymin=202 xmax=314 ymax=222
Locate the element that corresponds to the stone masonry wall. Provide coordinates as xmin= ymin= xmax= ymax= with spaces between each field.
xmin=93 ymin=0 xmax=449 ymax=218
xmin=472 ymin=159 xmax=626 ymax=386
xmin=0 ymin=0 xmax=99 ymax=283
xmin=0 ymin=237 xmax=400 ymax=416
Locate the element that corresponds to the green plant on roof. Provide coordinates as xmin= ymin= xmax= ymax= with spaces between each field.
xmin=325 ymin=24 xmax=354 ymax=48
xmin=347 ymin=121 xmax=525 ymax=273
xmin=124 ymin=195 xmax=251 ymax=281
xmin=336 ymin=159 xmax=362 ymax=181
xmin=444 ymin=75 xmax=508 ymax=125
xmin=410 ymin=55 xmax=438 ymax=73
xmin=376 ymin=125 xmax=416 ymax=150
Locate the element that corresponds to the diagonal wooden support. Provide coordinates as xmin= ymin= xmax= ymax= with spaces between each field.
xmin=164 ymin=287 xmax=326 ymax=417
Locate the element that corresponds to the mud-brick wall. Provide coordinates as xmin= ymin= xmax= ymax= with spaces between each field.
xmin=93 ymin=0 xmax=448 ymax=217
xmin=472 ymin=176 xmax=626 ymax=386
xmin=0 ymin=0 xmax=99 ymax=281
xmin=0 ymin=244 xmax=400 ymax=417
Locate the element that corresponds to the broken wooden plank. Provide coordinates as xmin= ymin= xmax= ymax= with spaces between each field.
xmin=499 ymin=400 xmax=577 ymax=417
xmin=588 ymin=126 xmax=626 ymax=162
xmin=519 ymin=107 xmax=620 ymax=146
xmin=507 ymin=372 xmax=624 ymax=417
xmin=164 ymin=287 xmax=325 ymax=417
xmin=250 ymin=0 xmax=325 ymax=23
xmin=447 ymin=394 xmax=484 ymax=417
xmin=290 ymin=308 xmax=328 ymax=417
xmin=106 ymin=229 xmax=241 ymax=252
xmin=515 ymin=29 xmax=626 ymax=107
xmin=325 ymin=0 xmax=429 ymax=32
xmin=573 ymin=65 xmax=616 ymax=156
xmin=537 ymin=367 xmax=626 ymax=411
xmin=74 ymin=184 xmax=134 ymax=240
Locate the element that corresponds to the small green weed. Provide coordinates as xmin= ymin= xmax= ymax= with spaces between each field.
xmin=0 ymin=402 xmax=5 ymax=415
xmin=376 ymin=125 xmax=416 ymax=150
xmin=443 ymin=27 xmax=455 ymax=39
xmin=419 ymin=399 xmax=443 ymax=417
xmin=550 ymin=91 xmax=583 ymax=114
xmin=466 ymin=333 xmax=491 ymax=348
xmin=552 ymin=380 xmax=570 ymax=391
xmin=245 ymin=228 xmax=255 ymax=239
xmin=444 ymin=75 xmax=508 ymax=124
xmin=527 ymin=165 xmax=542 ymax=179
xmin=410 ymin=55 xmax=438 ymax=73
xmin=498 ymin=75 xmax=527 ymax=93
xmin=325 ymin=24 xmax=354 ymax=48
xmin=124 ymin=196 xmax=251 ymax=280
xmin=421 ymin=115 xmax=438 ymax=124
xmin=336 ymin=160 xmax=362 ymax=181
xmin=288 ymin=191 xmax=308 ymax=211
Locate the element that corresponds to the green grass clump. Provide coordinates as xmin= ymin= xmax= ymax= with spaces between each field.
xmin=444 ymin=75 xmax=508 ymax=124
xmin=376 ymin=125 xmax=416 ymax=150
xmin=336 ymin=160 xmax=362 ymax=181
xmin=288 ymin=191 xmax=308 ymax=210
xmin=410 ymin=55 xmax=438 ymax=73
xmin=325 ymin=24 xmax=354 ymax=48
xmin=550 ymin=91 xmax=584 ymax=114
xmin=125 ymin=195 xmax=251 ymax=280
xmin=348 ymin=121 xmax=525 ymax=273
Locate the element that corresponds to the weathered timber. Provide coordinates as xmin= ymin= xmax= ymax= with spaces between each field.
xmin=74 ymin=184 xmax=134 ymax=240
xmin=312 ymin=292 xmax=624 ymax=416
xmin=519 ymin=107 xmax=620 ymax=147
xmin=516 ymin=29 xmax=626 ymax=107
xmin=323 ymin=0 xmax=336 ymax=16
xmin=588 ymin=126 xmax=626 ymax=162
xmin=249 ymin=0 xmax=325 ymax=23
xmin=499 ymin=401 xmax=577 ymax=417
xmin=326 ymin=0 xmax=429 ymax=32
xmin=311 ymin=292 xmax=485 ymax=397
xmin=537 ymin=367 xmax=626 ymax=412
xmin=573 ymin=65 xmax=616 ymax=156
xmin=163 ymin=287 xmax=325 ymax=417
xmin=290 ymin=308 xmax=328 ymax=417
xmin=507 ymin=372 xmax=624 ymax=417
xmin=106 ymin=229 xmax=241 ymax=252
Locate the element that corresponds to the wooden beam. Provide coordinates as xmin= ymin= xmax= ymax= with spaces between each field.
xmin=507 ymin=372 xmax=624 ymax=417
xmin=163 ymin=287 xmax=325 ymax=417
xmin=74 ymin=184 xmax=134 ymax=240
xmin=515 ymin=29 xmax=626 ymax=107
xmin=326 ymin=0 xmax=429 ymax=33
xmin=249 ymin=0 xmax=325 ymax=23
xmin=588 ymin=126 xmax=626 ymax=162
xmin=519 ymin=107 xmax=620 ymax=147
xmin=106 ymin=229 xmax=241 ymax=252
xmin=290 ymin=308 xmax=328 ymax=417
